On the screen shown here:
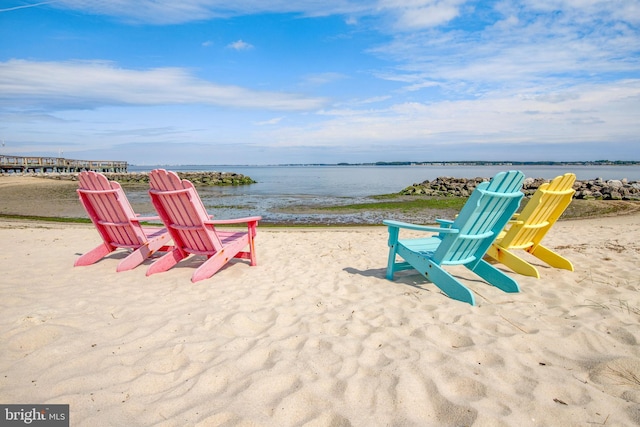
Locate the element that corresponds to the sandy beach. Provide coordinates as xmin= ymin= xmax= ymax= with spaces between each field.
xmin=1 ymin=178 xmax=640 ymax=426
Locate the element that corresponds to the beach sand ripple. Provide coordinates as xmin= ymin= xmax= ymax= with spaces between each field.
xmin=1 ymin=216 xmax=639 ymax=426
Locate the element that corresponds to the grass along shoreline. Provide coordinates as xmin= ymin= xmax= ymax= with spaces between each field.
xmin=2 ymin=196 xmax=639 ymax=227
xmin=2 ymin=175 xmax=640 ymax=226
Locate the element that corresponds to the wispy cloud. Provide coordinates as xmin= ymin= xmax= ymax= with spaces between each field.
xmin=302 ymin=72 xmax=348 ymax=86
xmin=378 ymin=0 xmax=465 ymax=30
xmin=254 ymin=117 xmax=285 ymax=126
xmin=0 ymin=59 xmax=326 ymax=111
xmin=226 ymin=39 xmax=254 ymax=50
xmin=263 ymin=79 xmax=640 ymax=148
xmin=28 ymin=0 xmax=466 ymax=28
xmin=45 ymin=0 xmax=222 ymax=24
xmin=350 ymin=96 xmax=392 ymax=105
xmin=0 ymin=0 xmax=59 ymax=13
xmin=2 ymin=1 xmax=639 ymax=163
xmin=40 ymin=0 xmax=378 ymax=24
xmin=369 ymin=0 xmax=640 ymax=98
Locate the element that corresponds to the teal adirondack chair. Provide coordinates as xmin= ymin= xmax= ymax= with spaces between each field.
xmin=384 ymin=170 xmax=525 ymax=305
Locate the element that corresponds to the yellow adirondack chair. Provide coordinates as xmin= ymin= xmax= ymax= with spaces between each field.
xmin=485 ymin=173 xmax=576 ymax=278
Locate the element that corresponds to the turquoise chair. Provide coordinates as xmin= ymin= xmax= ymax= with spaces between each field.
xmin=384 ymin=170 xmax=525 ymax=305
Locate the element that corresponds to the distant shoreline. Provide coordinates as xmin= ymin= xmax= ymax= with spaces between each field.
xmin=129 ymin=160 xmax=640 ymax=168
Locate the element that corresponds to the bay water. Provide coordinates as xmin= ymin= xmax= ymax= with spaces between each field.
xmin=129 ymin=164 xmax=640 ymax=224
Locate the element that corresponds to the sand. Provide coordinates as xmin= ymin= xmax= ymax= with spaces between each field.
xmin=1 ymin=179 xmax=640 ymax=426
xmin=0 ymin=176 xmax=148 ymax=219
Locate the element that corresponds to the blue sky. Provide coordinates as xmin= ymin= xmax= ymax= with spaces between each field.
xmin=1 ymin=0 xmax=639 ymax=165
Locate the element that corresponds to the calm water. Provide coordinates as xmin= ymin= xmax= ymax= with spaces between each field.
xmin=129 ymin=164 xmax=640 ymax=224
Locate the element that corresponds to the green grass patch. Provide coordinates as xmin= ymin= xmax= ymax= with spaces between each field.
xmin=312 ymin=196 xmax=467 ymax=212
xmin=0 ymin=213 xmax=91 ymax=224
xmin=206 ymin=204 xmax=255 ymax=210
xmin=0 ymin=214 xmax=164 ymax=226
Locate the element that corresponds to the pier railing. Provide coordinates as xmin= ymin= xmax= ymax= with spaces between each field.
xmin=0 ymin=155 xmax=128 ymax=173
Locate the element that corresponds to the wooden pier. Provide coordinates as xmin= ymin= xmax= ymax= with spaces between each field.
xmin=0 ymin=155 xmax=128 ymax=173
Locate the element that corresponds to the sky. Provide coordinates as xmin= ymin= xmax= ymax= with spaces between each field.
xmin=0 ymin=0 xmax=639 ymax=165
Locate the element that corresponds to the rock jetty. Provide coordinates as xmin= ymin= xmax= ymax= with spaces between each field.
xmin=400 ymin=176 xmax=640 ymax=200
xmin=24 ymin=171 xmax=257 ymax=186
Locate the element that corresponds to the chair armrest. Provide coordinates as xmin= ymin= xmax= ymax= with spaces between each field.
xmin=133 ymin=215 xmax=162 ymax=221
xmin=383 ymin=220 xmax=459 ymax=234
xmin=208 ymin=216 xmax=262 ymax=225
xmin=436 ymin=218 xmax=454 ymax=228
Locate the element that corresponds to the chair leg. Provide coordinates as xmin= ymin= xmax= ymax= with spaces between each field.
xmin=147 ymin=233 xmax=172 ymax=253
xmin=529 ymin=244 xmax=574 ymax=271
xmin=192 ymin=237 xmax=253 ymax=282
xmin=117 ymin=246 xmax=149 ymax=272
xmin=146 ymin=248 xmax=186 ymax=276
xmin=386 ymin=244 xmax=399 ymax=280
xmin=471 ymin=259 xmax=520 ymax=293
xmin=486 ymin=244 xmax=540 ymax=278
xmin=192 ymin=251 xmax=230 ymax=283
xmin=422 ymin=263 xmax=476 ymax=306
xmin=386 ymin=227 xmax=400 ymax=280
xmin=390 ymin=244 xmax=476 ymax=304
xmin=118 ymin=233 xmax=173 ymax=272
xmin=74 ymin=243 xmax=113 ymax=267
xmin=248 ymin=234 xmax=257 ymax=266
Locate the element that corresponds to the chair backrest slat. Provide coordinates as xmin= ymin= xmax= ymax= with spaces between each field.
xmin=148 ymin=169 xmax=223 ymax=255
xmin=77 ymin=171 xmax=145 ymax=248
xmin=499 ymin=173 xmax=575 ymax=249
xmin=433 ymin=171 xmax=525 ymax=265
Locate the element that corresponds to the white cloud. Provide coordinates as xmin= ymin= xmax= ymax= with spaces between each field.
xmin=260 ymin=79 xmax=640 ymax=148
xmin=350 ymin=95 xmax=392 ymax=105
xmin=16 ymin=0 xmax=468 ymax=29
xmin=345 ymin=16 xmax=358 ymax=25
xmin=368 ymin=0 xmax=640 ymax=98
xmin=302 ymin=72 xmax=348 ymax=85
xmin=526 ymin=0 xmax=640 ymax=24
xmin=2 ymin=0 xmax=639 ymax=163
xmin=0 ymin=1 xmax=59 ymax=13
xmin=44 ymin=0 xmax=223 ymax=24
xmin=0 ymin=59 xmax=326 ymax=111
xmin=40 ymin=0 xmax=378 ymax=24
xmin=8 ymin=0 xmax=639 ymax=34
xmin=379 ymin=0 xmax=464 ymax=29
xmin=254 ymin=117 xmax=284 ymax=125
xmin=401 ymin=80 xmax=440 ymax=92
xmin=399 ymin=5 xmax=459 ymax=28
xmin=226 ymin=39 xmax=254 ymax=50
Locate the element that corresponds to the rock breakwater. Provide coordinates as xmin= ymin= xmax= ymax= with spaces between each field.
xmin=20 ymin=171 xmax=257 ymax=186
xmin=400 ymin=176 xmax=640 ymax=200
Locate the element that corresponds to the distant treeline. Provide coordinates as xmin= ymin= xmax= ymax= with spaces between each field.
xmin=335 ymin=160 xmax=640 ymax=166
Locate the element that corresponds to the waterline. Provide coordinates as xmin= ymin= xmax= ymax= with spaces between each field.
xmin=127 ymin=164 xmax=640 ymax=224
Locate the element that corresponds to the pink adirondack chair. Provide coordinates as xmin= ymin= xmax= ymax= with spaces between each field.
xmin=75 ymin=171 xmax=172 ymax=271
xmin=146 ymin=169 xmax=261 ymax=282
